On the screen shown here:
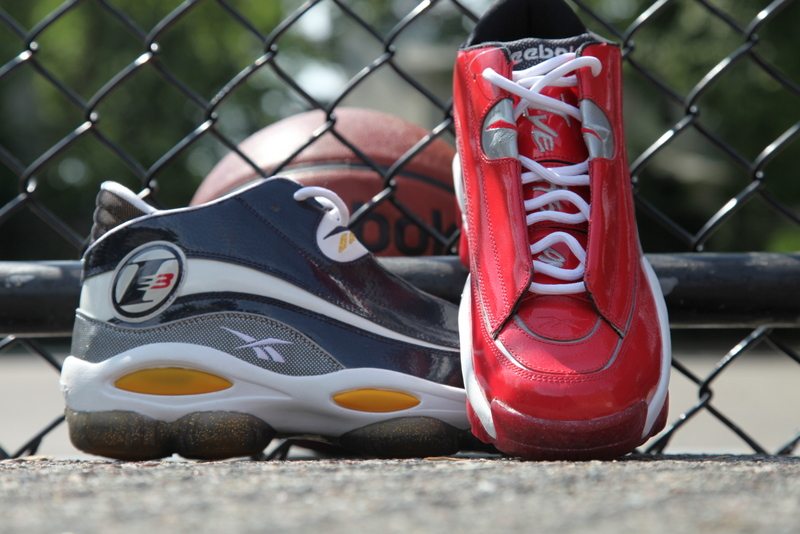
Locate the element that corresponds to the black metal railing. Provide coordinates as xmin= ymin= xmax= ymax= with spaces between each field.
xmin=1 ymin=0 xmax=798 ymax=459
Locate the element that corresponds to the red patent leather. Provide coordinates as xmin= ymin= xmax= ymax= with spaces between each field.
xmin=454 ymin=36 xmax=669 ymax=460
xmin=579 ymin=44 xmax=638 ymax=332
xmin=472 ymin=265 xmax=662 ymax=423
xmin=453 ymin=46 xmax=532 ymax=335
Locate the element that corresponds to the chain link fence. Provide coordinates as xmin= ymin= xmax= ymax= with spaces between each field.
xmin=0 ymin=0 xmax=798 ymax=459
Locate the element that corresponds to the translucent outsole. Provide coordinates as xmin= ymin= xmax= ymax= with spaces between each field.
xmin=66 ymin=409 xmax=484 ymax=460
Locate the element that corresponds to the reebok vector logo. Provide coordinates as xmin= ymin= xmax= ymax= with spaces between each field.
xmin=221 ymin=327 xmax=291 ymax=362
xmin=111 ymin=241 xmax=185 ymax=321
xmin=482 ymin=99 xmax=519 ymax=160
xmin=317 ymin=222 xmax=369 ymax=263
xmin=339 ymin=231 xmax=356 ymax=252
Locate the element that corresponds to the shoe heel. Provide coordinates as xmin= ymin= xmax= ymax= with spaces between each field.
xmin=66 ymin=408 xmax=276 ymax=461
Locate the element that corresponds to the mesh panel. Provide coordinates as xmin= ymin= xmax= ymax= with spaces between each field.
xmin=71 ymin=312 xmax=344 ymax=376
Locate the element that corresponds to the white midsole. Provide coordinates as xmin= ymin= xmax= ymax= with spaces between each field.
xmin=61 ymin=344 xmax=469 ymax=436
xmin=459 ymin=276 xmax=497 ymax=439
xmin=640 ymin=255 xmax=672 ymax=438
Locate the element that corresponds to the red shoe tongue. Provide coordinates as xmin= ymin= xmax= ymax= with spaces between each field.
xmin=517 ymin=86 xmax=589 ymax=290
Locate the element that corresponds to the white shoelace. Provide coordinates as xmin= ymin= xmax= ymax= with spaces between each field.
xmin=293 ymin=185 xmax=351 ymax=226
xmin=482 ymin=53 xmax=602 ymax=296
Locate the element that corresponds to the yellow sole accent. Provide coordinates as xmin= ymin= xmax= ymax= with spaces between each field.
xmin=114 ymin=368 xmax=233 ymax=396
xmin=332 ymin=389 xmax=420 ymax=413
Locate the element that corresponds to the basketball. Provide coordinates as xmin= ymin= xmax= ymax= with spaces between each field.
xmin=191 ymin=107 xmax=458 ymax=257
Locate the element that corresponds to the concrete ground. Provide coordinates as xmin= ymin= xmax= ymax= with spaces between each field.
xmin=2 ymin=455 xmax=799 ymax=534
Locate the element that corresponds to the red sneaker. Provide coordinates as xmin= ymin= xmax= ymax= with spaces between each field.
xmin=452 ymin=0 xmax=671 ymax=460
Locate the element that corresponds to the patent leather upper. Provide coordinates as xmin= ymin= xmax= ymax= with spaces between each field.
xmin=452 ymin=0 xmax=670 ymax=456
xmin=84 ymin=178 xmax=460 ymax=349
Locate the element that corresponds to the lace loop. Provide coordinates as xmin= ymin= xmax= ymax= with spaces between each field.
xmin=525 ymin=190 xmax=591 ymax=225
xmin=293 ymin=186 xmax=350 ymax=226
xmin=520 ymin=156 xmax=589 ymax=187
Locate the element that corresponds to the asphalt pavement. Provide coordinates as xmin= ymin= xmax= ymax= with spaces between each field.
xmin=2 ymin=455 xmax=799 ymax=534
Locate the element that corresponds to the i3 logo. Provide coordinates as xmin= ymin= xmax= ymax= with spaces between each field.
xmin=111 ymin=241 xmax=186 ymax=321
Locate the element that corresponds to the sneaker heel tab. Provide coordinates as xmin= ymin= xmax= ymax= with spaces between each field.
xmin=87 ymin=182 xmax=157 ymax=251
xmin=99 ymin=181 xmax=156 ymax=215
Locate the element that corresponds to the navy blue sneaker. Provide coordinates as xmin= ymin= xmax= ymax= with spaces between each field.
xmin=61 ymin=178 xmax=468 ymax=460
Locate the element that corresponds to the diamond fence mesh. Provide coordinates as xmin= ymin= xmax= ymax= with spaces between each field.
xmin=0 ymin=0 xmax=798 ymax=459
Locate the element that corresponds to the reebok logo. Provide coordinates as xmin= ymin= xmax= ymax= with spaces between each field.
xmin=221 ymin=327 xmax=291 ymax=363
xmin=481 ymin=99 xmax=519 ymax=161
xmin=319 ymin=222 xmax=369 ymax=262
xmin=511 ymin=45 xmax=575 ymax=65
xmin=338 ymin=230 xmax=356 ymax=253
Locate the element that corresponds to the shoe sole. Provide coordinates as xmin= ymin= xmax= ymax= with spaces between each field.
xmin=459 ymin=257 xmax=671 ymax=460
xmin=65 ymin=409 xmax=472 ymax=461
xmin=61 ymin=345 xmax=471 ymax=460
xmin=467 ymin=395 xmax=669 ymax=460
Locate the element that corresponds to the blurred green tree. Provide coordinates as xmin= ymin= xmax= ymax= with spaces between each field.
xmin=578 ymin=0 xmax=800 ymax=252
xmin=0 ymin=0 xmax=797 ymax=261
